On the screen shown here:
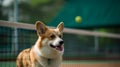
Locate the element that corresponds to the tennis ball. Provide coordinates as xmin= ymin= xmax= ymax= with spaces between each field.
xmin=75 ymin=16 xmax=82 ymax=23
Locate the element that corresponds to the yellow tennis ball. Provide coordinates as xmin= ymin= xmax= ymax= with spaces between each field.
xmin=75 ymin=16 xmax=82 ymax=23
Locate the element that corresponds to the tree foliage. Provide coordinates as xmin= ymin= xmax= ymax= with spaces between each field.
xmin=18 ymin=0 xmax=64 ymax=24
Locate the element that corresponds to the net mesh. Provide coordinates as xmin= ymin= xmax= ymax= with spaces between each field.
xmin=0 ymin=21 xmax=120 ymax=67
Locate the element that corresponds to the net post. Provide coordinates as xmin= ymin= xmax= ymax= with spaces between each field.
xmin=12 ymin=0 xmax=18 ymax=55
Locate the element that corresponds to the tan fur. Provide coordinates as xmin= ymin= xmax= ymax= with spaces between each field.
xmin=16 ymin=21 xmax=64 ymax=67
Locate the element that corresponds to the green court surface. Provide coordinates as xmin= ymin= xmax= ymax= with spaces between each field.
xmin=0 ymin=60 xmax=120 ymax=67
xmin=0 ymin=62 xmax=16 ymax=67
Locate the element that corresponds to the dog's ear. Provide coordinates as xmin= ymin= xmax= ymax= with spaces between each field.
xmin=35 ymin=21 xmax=48 ymax=36
xmin=57 ymin=22 xmax=64 ymax=33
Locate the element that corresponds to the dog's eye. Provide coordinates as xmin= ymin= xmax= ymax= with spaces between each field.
xmin=50 ymin=34 xmax=55 ymax=39
xmin=59 ymin=35 xmax=62 ymax=38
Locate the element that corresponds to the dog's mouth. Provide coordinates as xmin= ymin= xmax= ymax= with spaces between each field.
xmin=50 ymin=44 xmax=63 ymax=51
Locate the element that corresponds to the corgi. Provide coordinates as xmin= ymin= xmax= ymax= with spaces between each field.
xmin=16 ymin=21 xmax=64 ymax=67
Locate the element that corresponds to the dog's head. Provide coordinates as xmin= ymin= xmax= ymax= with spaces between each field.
xmin=35 ymin=21 xmax=64 ymax=52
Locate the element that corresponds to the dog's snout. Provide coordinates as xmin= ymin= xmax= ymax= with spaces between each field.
xmin=59 ymin=41 xmax=64 ymax=45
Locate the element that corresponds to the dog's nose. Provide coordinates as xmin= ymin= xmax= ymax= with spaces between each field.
xmin=59 ymin=40 xmax=64 ymax=45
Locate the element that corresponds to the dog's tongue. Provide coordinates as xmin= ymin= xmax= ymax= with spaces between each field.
xmin=56 ymin=46 xmax=62 ymax=51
